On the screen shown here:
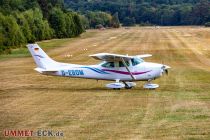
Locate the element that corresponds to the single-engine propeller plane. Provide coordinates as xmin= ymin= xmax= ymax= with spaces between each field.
xmin=27 ymin=44 xmax=170 ymax=89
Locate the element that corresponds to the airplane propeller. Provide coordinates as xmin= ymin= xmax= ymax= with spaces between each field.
xmin=161 ymin=65 xmax=170 ymax=75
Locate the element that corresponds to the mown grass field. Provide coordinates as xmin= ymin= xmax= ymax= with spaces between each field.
xmin=0 ymin=27 xmax=210 ymax=140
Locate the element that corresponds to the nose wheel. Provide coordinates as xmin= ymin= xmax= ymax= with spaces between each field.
xmin=143 ymin=80 xmax=159 ymax=89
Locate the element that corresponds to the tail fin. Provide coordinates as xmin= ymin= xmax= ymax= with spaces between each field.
xmin=27 ymin=44 xmax=58 ymax=69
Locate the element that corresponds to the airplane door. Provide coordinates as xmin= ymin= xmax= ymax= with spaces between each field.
xmin=114 ymin=61 xmax=120 ymax=70
xmin=130 ymin=59 xmax=145 ymax=75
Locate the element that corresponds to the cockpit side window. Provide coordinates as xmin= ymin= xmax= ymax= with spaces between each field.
xmin=119 ymin=61 xmax=130 ymax=67
xmin=101 ymin=62 xmax=114 ymax=68
xmin=101 ymin=61 xmax=131 ymax=68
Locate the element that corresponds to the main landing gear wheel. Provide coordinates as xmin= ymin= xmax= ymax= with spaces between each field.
xmin=106 ymin=80 xmax=125 ymax=90
xmin=123 ymin=81 xmax=136 ymax=89
xmin=106 ymin=80 xmax=137 ymax=90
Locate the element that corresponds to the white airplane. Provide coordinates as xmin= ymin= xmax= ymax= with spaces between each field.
xmin=27 ymin=44 xmax=170 ymax=89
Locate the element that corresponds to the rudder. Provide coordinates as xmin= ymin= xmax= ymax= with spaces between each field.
xmin=27 ymin=44 xmax=58 ymax=69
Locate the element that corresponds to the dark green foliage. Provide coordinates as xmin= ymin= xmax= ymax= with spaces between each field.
xmin=24 ymin=0 xmax=38 ymax=10
xmin=64 ymin=0 xmax=210 ymax=26
xmin=50 ymin=0 xmax=64 ymax=8
xmin=1 ymin=14 xmax=26 ymax=46
xmin=0 ymin=13 xmax=26 ymax=54
xmin=191 ymin=0 xmax=210 ymax=25
xmin=72 ymin=14 xmax=84 ymax=36
xmin=37 ymin=0 xmax=49 ymax=18
xmin=85 ymin=11 xmax=112 ymax=28
xmin=79 ymin=15 xmax=90 ymax=29
xmin=49 ymin=8 xmax=84 ymax=38
xmin=205 ymin=22 xmax=210 ymax=27
xmin=111 ymin=12 xmax=120 ymax=28
xmin=23 ymin=9 xmax=54 ymax=41
xmin=49 ymin=8 xmax=66 ymax=38
xmin=123 ymin=17 xmax=136 ymax=26
xmin=0 ymin=0 xmax=84 ymax=54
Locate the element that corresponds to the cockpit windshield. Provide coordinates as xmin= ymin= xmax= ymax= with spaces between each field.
xmin=131 ymin=57 xmax=144 ymax=66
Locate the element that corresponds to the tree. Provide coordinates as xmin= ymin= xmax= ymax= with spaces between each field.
xmin=65 ymin=0 xmax=210 ymax=26
xmin=79 ymin=15 xmax=90 ymax=29
xmin=111 ymin=12 xmax=120 ymax=28
xmin=73 ymin=14 xmax=84 ymax=36
xmin=50 ymin=0 xmax=64 ymax=8
xmin=86 ymin=11 xmax=112 ymax=28
xmin=0 ymin=12 xmax=5 ymax=53
xmin=65 ymin=13 xmax=75 ymax=37
xmin=15 ymin=13 xmax=33 ymax=42
xmin=0 ymin=0 xmax=84 ymax=54
xmin=1 ymin=0 xmax=10 ymax=13
xmin=38 ymin=0 xmax=49 ymax=18
xmin=2 ymin=15 xmax=26 ymax=46
xmin=123 ymin=17 xmax=136 ymax=26
xmin=49 ymin=8 xmax=66 ymax=38
xmin=205 ymin=22 xmax=210 ymax=27
xmin=23 ymin=8 xmax=53 ymax=41
xmin=24 ymin=0 xmax=38 ymax=10
xmin=159 ymin=8 xmax=175 ymax=25
xmin=191 ymin=0 xmax=210 ymax=25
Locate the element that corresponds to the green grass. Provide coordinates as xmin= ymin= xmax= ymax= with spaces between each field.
xmin=0 ymin=27 xmax=210 ymax=140
xmin=0 ymin=39 xmax=72 ymax=60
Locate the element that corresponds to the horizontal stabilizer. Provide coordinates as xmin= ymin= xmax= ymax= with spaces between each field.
xmin=34 ymin=67 xmax=59 ymax=73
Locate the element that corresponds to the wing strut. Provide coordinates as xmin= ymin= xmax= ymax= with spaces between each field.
xmin=121 ymin=58 xmax=136 ymax=80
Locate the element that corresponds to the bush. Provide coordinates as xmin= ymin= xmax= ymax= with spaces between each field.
xmin=205 ymin=22 xmax=210 ymax=27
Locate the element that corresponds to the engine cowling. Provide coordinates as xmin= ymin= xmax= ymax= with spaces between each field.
xmin=161 ymin=65 xmax=171 ymax=75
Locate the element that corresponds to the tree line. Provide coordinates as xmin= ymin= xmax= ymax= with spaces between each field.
xmin=64 ymin=0 xmax=210 ymax=26
xmin=0 ymin=0 xmax=84 ymax=54
xmin=79 ymin=11 xmax=120 ymax=29
xmin=0 ymin=0 xmax=121 ymax=54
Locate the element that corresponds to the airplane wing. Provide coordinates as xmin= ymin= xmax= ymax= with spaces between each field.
xmin=136 ymin=54 xmax=152 ymax=58
xmin=90 ymin=53 xmax=152 ymax=61
xmin=89 ymin=53 xmax=133 ymax=61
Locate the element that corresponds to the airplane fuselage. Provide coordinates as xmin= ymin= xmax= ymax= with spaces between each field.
xmin=40 ymin=62 xmax=163 ymax=82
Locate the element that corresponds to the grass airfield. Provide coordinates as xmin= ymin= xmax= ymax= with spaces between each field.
xmin=0 ymin=27 xmax=210 ymax=139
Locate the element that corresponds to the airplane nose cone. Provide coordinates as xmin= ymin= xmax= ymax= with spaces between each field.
xmin=161 ymin=65 xmax=171 ymax=75
xmin=161 ymin=65 xmax=171 ymax=69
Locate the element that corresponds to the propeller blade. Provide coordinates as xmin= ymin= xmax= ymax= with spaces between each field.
xmin=165 ymin=69 xmax=168 ymax=75
xmin=161 ymin=65 xmax=170 ymax=76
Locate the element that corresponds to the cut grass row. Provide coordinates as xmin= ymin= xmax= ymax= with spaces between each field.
xmin=0 ymin=27 xmax=210 ymax=139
